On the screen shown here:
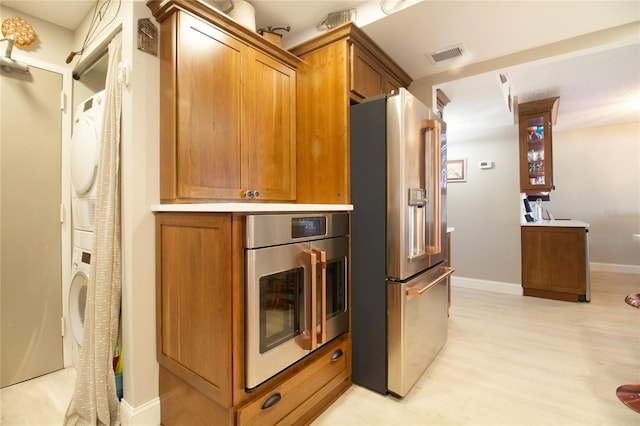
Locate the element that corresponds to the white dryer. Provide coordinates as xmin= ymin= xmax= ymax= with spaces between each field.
xmin=68 ymin=230 xmax=92 ymax=364
xmin=70 ymin=90 xmax=105 ymax=232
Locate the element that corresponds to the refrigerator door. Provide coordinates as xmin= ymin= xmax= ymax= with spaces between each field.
xmin=387 ymin=88 xmax=447 ymax=281
xmin=387 ymin=265 xmax=454 ymax=397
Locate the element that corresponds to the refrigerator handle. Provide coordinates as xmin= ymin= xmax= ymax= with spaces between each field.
xmin=406 ymin=267 xmax=455 ymax=297
xmin=420 ymin=119 xmax=442 ymax=255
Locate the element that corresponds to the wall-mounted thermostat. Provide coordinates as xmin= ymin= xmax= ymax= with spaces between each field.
xmin=479 ymin=161 xmax=493 ymax=169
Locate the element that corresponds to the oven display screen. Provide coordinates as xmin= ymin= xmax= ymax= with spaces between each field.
xmin=292 ymin=217 xmax=326 ymax=238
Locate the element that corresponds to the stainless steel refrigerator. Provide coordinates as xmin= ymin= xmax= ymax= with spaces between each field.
xmin=351 ymin=88 xmax=453 ymax=397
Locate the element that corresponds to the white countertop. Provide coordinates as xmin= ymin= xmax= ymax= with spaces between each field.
xmin=522 ymin=220 xmax=589 ymax=228
xmin=151 ymin=203 xmax=354 ymax=213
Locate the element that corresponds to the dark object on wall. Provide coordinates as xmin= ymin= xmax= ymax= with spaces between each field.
xmin=137 ymin=18 xmax=157 ymax=56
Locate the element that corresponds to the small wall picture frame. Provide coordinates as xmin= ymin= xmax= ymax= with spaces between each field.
xmin=447 ymin=158 xmax=467 ymax=182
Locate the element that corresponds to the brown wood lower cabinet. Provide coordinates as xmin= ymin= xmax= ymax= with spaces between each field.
xmin=155 ymin=213 xmax=351 ymax=425
xmin=521 ymin=225 xmax=590 ymax=302
xmin=236 ymin=335 xmax=351 ymax=426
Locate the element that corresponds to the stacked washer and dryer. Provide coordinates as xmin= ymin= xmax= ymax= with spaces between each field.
xmin=68 ymin=90 xmax=105 ymax=365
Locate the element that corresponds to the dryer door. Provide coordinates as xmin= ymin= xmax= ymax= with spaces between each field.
xmin=69 ymin=270 xmax=88 ymax=346
xmin=70 ymin=115 xmax=100 ymax=196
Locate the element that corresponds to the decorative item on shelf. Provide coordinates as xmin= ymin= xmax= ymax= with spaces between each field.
xmin=227 ymin=0 xmax=256 ymax=31
xmin=257 ymin=25 xmax=290 ymax=47
xmin=1 ymin=17 xmax=36 ymax=48
xmin=316 ymin=8 xmax=356 ymax=30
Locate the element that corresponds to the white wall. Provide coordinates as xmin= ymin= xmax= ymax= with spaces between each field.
xmin=549 ymin=122 xmax=640 ymax=267
xmin=118 ymin=1 xmax=160 ymax=422
xmin=427 ymin=117 xmax=640 ymax=291
xmin=446 ymin=125 xmax=523 ymax=286
xmin=0 ymin=6 xmax=74 ymax=65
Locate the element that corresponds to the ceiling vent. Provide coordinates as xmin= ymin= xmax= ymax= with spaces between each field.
xmin=427 ymin=43 xmax=465 ymax=64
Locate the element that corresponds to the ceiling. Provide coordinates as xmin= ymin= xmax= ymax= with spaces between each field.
xmin=3 ymin=0 xmax=639 ymax=134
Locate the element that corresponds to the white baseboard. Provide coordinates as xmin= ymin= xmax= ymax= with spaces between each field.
xmin=590 ymin=262 xmax=640 ymax=275
xmin=451 ymin=276 xmax=522 ymax=295
xmin=120 ymin=397 xmax=161 ymax=426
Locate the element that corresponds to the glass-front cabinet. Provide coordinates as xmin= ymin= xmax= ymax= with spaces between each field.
xmin=518 ymin=97 xmax=559 ymax=194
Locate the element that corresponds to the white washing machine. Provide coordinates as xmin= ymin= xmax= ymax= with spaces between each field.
xmin=70 ymin=90 xmax=105 ymax=232
xmin=68 ymin=230 xmax=92 ymax=365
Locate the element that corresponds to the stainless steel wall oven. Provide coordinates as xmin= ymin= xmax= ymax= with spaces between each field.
xmin=245 ymin=213 xmax=349 ymax=390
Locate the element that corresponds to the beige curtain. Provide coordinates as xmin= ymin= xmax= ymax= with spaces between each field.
xmin=65 ymin=32 xmax=122 ymax=426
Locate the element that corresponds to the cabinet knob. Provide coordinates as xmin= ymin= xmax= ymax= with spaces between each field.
xmin=261 ymin=392 xmax=281 ymax=410
xmin=331 ymin=348 xmax=344 ymax=362
xmin=243 ymin=190 xmax=260 ymax=198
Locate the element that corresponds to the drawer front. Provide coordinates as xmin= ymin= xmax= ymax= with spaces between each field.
xmin=237 ymin=336 xmax=350 ymax=426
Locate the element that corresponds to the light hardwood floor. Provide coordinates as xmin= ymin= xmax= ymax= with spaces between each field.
xmin=314 ymin=271 xmax=640 ymax=425
xmin=1 ymin=271 xmax=638 ymax=425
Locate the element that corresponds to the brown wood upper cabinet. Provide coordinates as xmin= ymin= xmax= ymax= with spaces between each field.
xmin=518 ymin=97 xmax=559 ymax=194
xmin=150 ymin=1 xmax=299 ymax=203
xmin=291 ymin=23 xmax=412 ymax=204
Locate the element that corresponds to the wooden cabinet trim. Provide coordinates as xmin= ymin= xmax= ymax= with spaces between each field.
xmin=519 ymin=97 xmax=559 ymax=125
xmin=290 ymin=23 xmax=411 ymax=89
xmin=292 ymin=23 xmax=412 ymax=204
xmin=148 ymin=0 xmax=300 ymax=69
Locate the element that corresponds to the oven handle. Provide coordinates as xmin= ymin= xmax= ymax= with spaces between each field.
xmin=295 ymin=249 xmax=318 ymax=350
xmin=314 ymin=249 xmax=327 ymax=345
xmin=406 ymin=267 xmax=455 ymax=297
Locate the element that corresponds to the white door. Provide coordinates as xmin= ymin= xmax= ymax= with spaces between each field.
xmin=0 ymin=65 xmax=64 ymax=387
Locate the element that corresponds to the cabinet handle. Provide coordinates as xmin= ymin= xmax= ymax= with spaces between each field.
xmin=253 ymin=190 xmax=260 ymax=198
xmin=331 ymin=348 xmax=343 ymax=362
xmin=261 ymin=392 xmax=281 ymax=410
xmin=243 ymin=190 xmax=254 ymax=198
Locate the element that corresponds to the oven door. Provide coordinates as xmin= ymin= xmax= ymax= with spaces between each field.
xmin=245 ymin=241 xmax=311 ymax=390
xmin=311 ymin=236 xmax=349 ymax=348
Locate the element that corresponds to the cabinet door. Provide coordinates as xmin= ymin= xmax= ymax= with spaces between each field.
xmin=296 ymin=41 xmax=350 ymax=204
xmin=350 ymin=44 xmax=384 ymax=100
xmin=156 ymin=213 xmax=233 ymax=407
xmin=176 ymin=13 xmax=245 ymax=200
xmin=519 ymin=111 xmax=554 ymax=193
xmin=521 ymin=226 xmax=587 ymax=301
xmin=243 ymin=49 xmax=296 ymax=201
